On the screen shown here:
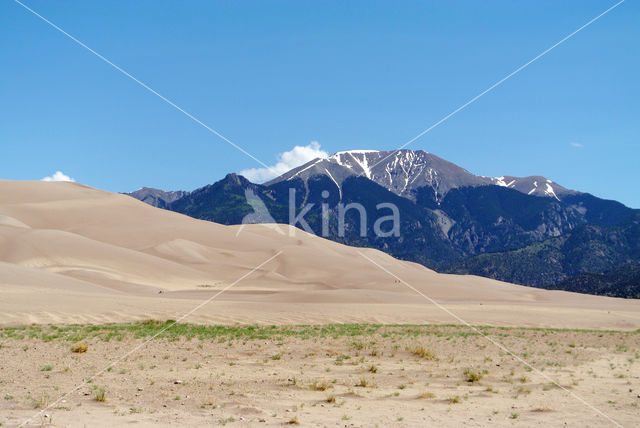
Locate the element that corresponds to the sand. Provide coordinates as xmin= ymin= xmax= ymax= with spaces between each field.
xmin=1 ymin=179 xmax=640 ymax=427
xmin=0 ymin=179 xmax=638 ymax=330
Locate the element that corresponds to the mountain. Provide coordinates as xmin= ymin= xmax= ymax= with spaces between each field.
xmin=126 ymin=187 xmax=189 ymax=209
xmin=446 ymin=211 xmax=640 ymax=296
xmin=169 ymin=174 xmax=258 ymax=225
xmin=126 ymin=150 xmax=639 ymax=297
xmin=552 ymin=262 xmax=640 ymax=299
xmin=267 ymin=149 xmax=576 ymax=201
xmin=10 ymin=179 xmax=631 ymax=328
xmin=163 ymin=172 xmax=587 ymax=268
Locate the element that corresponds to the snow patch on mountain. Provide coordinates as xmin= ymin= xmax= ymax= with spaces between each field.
xmin=324 ymin=167 xmax=342 ymax=199
xmin=333 ymin=150 xmax=380 ymax=155
xmin=545 ymin=183 xmax=560 ymax=200
xmin=268 ymin=149 xmax=576 ymax=202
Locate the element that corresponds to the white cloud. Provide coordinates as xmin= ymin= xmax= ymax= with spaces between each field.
xmin=570 ymin=142 xmax=583 ymax=148
xmin=41 ymin=171 xmax=75 ymax=182
xmin=239 ymin=141 xmax=328 ymax=182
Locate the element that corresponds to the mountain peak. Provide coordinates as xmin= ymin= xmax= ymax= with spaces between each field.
xmin=331 ymin=149 xmax=380 ymax=156
xmin=223 ymin=172 xmax=251 ymax=186
xmin=268 ymin=148 xmax=575 ymax=201
xmin=125 ymin=187 xmax=189 ymax=209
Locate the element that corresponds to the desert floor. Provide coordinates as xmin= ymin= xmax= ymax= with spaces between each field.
xmin=1 ymin=322 xmax=638 ymax=427
xmin=2 ymin=182 xmax=640 ymax=426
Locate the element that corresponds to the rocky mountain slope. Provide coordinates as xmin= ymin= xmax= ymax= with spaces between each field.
xmin=126 ymin=187 xmax=189 ymax=209
xmin=268 ymin=150 xmax=576 ymax=201
xmin=127 ymin=150 xmax=639 ymax=297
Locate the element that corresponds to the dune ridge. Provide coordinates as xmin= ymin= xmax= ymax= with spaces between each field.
xmin=0 ymin=179 xmax=638 ymax=329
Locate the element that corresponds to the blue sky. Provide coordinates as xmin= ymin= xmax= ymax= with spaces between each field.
xmin=1 ymin=0 xmax=638 ymax=207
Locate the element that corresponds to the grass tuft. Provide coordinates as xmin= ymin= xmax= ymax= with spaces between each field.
xmin=71 ymin=343 xmax=88 ymax=353
xmin=311 ymin=380 xmax=330 ymax=391
xmin=355 ymin=377 xmax=368 ymax=388
xmin=94 ymin=387 xmax=106 ymax=402
xmin=410 ymin=346 xmax=436 ymax=360
xmin=418 ymin=391 xmax=436 ymax=399
xmin=463 ymin=368 xmax=483 ymax=383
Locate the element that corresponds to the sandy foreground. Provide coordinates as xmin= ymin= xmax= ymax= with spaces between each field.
xmin=1 ymin=324 xmax=639 ymax=427
xmin=0 ymin=180 xmax=639 ymax=426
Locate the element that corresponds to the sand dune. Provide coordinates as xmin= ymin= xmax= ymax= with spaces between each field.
xmin=0 ymin=179 xmax=638 ymax=329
